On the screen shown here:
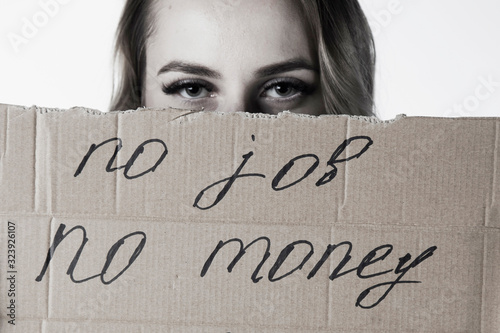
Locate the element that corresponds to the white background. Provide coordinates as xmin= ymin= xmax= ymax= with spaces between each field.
xmin=0 ymin=0 xmax=499 ymax=120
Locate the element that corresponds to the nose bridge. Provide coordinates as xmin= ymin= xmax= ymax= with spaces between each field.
xmin=219 ymin=85 xmax=258 ymax=113
xmin=223 ymin=98 xmax=245 ymax=113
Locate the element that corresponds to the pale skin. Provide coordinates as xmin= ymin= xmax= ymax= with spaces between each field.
xmin=144 ymin=0 xmax=326 ymax=115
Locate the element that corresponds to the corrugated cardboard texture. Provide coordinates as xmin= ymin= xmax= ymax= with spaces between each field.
xmin=1 ymin=104 xmax=499 ymax=332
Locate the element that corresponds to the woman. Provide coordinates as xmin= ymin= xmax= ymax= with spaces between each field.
xmin=110 ymin=0 xmax=376 ymax=117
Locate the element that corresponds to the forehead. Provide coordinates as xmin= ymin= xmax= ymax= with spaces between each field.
xmin=147 ymin=0 xmax=316 ymax=73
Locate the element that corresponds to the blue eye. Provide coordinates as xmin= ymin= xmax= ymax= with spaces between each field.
xmin=162 ymin=80 xmax=214 ymax=99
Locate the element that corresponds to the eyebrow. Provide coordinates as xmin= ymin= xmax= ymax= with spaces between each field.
xmin=157 ymin=58 xmax=317 ymax=78
xmin=157 ymin=61 xmax=222 ymax=79
xmin=254 ymin=58 xmax=318 ymax=77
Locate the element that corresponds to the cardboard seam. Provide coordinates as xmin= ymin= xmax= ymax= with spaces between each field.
xmin=481 ymin=231 xmax=500 ymax=332
xmin=32 ymin=318 xmax=455 ymax=332
xmin=480 ymin=232 xmax=487 ymax=333
xmin=46 ymin=216 xmax=55 ymax=322
xmin=36 ymin=318 xmax=332 ymax=331
xmin=326 ymin=225 xmax=334 ymax=328
xmin=1 ymin=212 xmax=499 ymax=230
xmin=115 ymin=113 xmax=120 ymax=215
xmin=336 ymin=117 xmax=348 ymax=222
xmin=34 ymin=107 xmax=39 ymax=213
xmin=486 ymin=120 xmax=499 ymax=228
xmin=1 ymin=105 xmax=7 ymax=162
xmin=47 ymin=111 xmax=53 ymax=215
xmin=342 ymin=117 xmax=350 ymax=213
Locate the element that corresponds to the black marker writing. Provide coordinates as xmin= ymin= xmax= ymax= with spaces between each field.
xmin=201 ymin=236 xmax=437 ymax=309
xmin=194 ymin=135 xmax=373 ymax=209
xmin=74 ymin=138 xmax=168 ymax=179
xmin=35 ymin=223 xmax=146 ymax=284
xmin=316 ymin=135 xmax=373 ymax=186
xmin=193 ymin=151 xmax=266 ymax=210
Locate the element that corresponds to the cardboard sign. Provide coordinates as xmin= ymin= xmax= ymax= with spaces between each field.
xmin=1 ymin=104 xmax=499 ymax=332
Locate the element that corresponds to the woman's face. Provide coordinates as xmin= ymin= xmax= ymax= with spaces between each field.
xmin=144 ymin=0 xmax=326 ymax=115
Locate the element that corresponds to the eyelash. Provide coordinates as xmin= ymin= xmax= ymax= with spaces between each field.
xmin=162 ymin=79 xmax=214 ymax=96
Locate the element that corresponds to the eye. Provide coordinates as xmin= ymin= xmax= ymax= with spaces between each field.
xmin=265 ymin=84 xmax=297 ymax=98
xmin=179 ymin=84 xmax=209 ymax=98
xmin=162 ymin=79 xmax=214 ymax=99
xmin=260 ymin=78 xmax=309 ymax=99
